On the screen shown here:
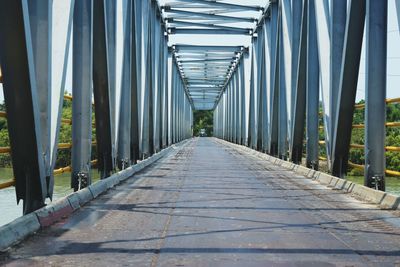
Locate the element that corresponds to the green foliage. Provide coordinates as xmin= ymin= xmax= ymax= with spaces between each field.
xmin=0 ymin=98 xmax=97 ymax=170
xmin=348 ymin=101 xmax=400 ymax=175
xmin=316 ymin=99 xmax=400 ymax=176
xmin=193 ymin=110 xmax=213 ymax=137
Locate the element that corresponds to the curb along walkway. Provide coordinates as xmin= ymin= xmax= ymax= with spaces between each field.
xmin=1 ymin=138 xmax=400 ymax=266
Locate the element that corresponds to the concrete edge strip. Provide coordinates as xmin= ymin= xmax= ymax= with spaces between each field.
xmin=214 ymin=138 xmax=400 ymax=211
xmin=0 ymin=140 xmax=189 ymax=252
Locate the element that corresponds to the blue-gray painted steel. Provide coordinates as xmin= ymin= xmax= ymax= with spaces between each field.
xmin=93 ymin=0 xmax=114 ymax=178
xmin=331 ymin=0 xmax=366 ymax=178
xmin=364 ymin=0 xmax=387 ymax=190
xmin=0 ymin=0 xmax=47 ymax=214
xmin=72 ymin=0 xmax=93 ymax=191
xmin=306 ymin=0 xmax=320 ymax=170
xmin=290 ymin=0 xmax=307 ymax=164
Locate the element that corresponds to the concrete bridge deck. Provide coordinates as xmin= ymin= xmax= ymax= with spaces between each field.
xmin=1 ymin=138 xmax=400 ymax=266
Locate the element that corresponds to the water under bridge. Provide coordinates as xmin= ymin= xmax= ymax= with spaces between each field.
xmin=0 ymin=0 xmax=400 ymax=266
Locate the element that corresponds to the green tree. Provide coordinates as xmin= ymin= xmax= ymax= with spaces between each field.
xmin=193 ymin=110 xmax=213 ymax=136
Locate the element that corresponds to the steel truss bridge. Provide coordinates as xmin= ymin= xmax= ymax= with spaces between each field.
xmin=1 ymin=0 xmax=400 ymax=265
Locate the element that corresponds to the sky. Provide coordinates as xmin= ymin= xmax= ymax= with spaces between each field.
xmin=0 ymin=0 xmax=399 ymax=102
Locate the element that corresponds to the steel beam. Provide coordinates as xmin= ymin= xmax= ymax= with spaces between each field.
xmin=290 ymin=0 xmax=307 ymax=164
xmin=240 ymin=55 xmax=247 ymax=145
xmin=148 ymin=2 xmax=155 ymax=156
xmin=247 ymin=44 xmax=256 ymax=148
xmin=117 ymin=0 xmax=132 ymax=169
xmin=28 ymin=0 xmax=53 ymax=198
xmin=306 ymin=0 xmax=320 ymax=170
xmin=256 ymin=34 xmax=264 ymax=151
xmin=105 ymin=0 xmax=117 ymax=165
xmin=141 ymin=0 xmax=151 ymax=157
xmin=364 ymin=0 xmax=387 ymax=190
xmin=261 ymin=19 xmax=271 ymax=153
xmin=93 ymin=0 xmax=114 ymax=178
xmin=314 ymin=0 xmax=332 ymax=167
xmin=331 ymin=0 xmax=366 ymax=178
xmin=164 ymin=8 xmax=256 ymax=23
xmin=164 ymin=0 xmax=263 ymax=12
xmin=170 ymin=28 xmax=251 ymax=35
xmin=0 ymin=0 xmax=47 ymax=213
xmin=278 ymin=4 xmax=288 ymax=160
xmin=269 ymin=1 xmax=279 ymax=156
xmin=131 ymin=0 xmax=140 ymax=163
xmin=329 ymin=0 xmax=347 ymax=145
xmin=72 ymin=0 xmax=93 ymax=191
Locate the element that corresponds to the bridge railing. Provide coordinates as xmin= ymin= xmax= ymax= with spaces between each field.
xmin=0 ymin=0 xmax=193 ymax=214
xmin=0 ymin=95 xmax=98 ymax=190
xmin=317 ymin=97 xmax=400 ymax=178
xmin=213 ymin=0 xmax=395 ymax=192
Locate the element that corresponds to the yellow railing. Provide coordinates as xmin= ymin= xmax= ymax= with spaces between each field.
xmin=354 ymin=97 xmax=400 ymax=109
xmin=0 ymin=95 xmax=97 ymax=190
xmin=349 ymin=144 xmax=400 ymax=152
xmin=353 ymin=122 xmax=400 ymax=129
xmin=318 ymin=97 xmax=400 ymax=177
xmin=0 ymin=159 xmax=98 ymax=189
xmin=0 ymin=179 xmax=15 ymax=190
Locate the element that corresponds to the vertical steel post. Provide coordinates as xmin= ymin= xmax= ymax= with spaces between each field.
xmin=118 ymin=0 xmax=132 ymax=169
xmin=261 ymin=21 xmax=271 ymax=153
xmin=241 ymin=52 xmax=247 ymax=145
xmin=49 ymin=0 xmax=74 ymax=198
xmin=235 ymin=70 xmax=240 ymax=144
xmin=331 ymin=0 xmax=365 ymax=178
xmin=306 ymin=0 xmax=320 ymax=170
xmin=248 ymin=44 xmax=256 ymax=148
xmin=170 ymin=64 xmax=174 ymax=143
xmin=131 ymin=0 xmax=140 ymax=163
xmin=152 ymin=7 xmax=160 ymax=152
xmin=256 ymin=35 xmax=264 ymax=151
xmin=278 ymin=6 xmax=288 ymax=160
xmin=147 ymin=3 xmax=155 ymax=155
xmin=269 ymin=1 xmax=280 ymax=156
xmin=135 ymin=0 xmax=143 ymax=155
xmin=105 ymin=0 xmax=117 ymax=163
xmin=93 ymin=0 xmax=114 ymax=178
xmin=290 ymin=0 xmax=308 ymax=164
xmin=314 ymin=0 xmax=332 ymax=167
xmin=72 ymin=0 xmax=93 ymax=191
xmin=0 ymin=0 xmax=47 ymax=213
xmin=329 ymin=0 xmax=347 ymax=145
xmin=364 ymin=0 xmax=387 ymax=190
xmin=28 ymin=0 xmax=53 ymax=197
xmin=141 ymin=0 xmax=150 ymax=156
xmin=280 ymin=0 xmax=291 ymax=159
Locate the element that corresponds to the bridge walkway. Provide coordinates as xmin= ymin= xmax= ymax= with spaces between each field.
xmin=1 ymin=138 xmax=400 ymax=266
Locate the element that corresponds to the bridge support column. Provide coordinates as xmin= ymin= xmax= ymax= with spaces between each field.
xmin=93 ymin=0 xmax=114 ymax=179
xmin=306 ymin=0 xmax=320 ymax=170
xmin=105 ymin=0 xmax=117 ymax=166
xmin=117 ymin=0 xmax=132 ymax=169
xmin=278 ymin=5 xmax=288 ymax=160
xmin=364 ymin=0 xmax=387 ymax=191
xmin=240 ymin=53 xmax=247 ymax=146
xmin=28 ymin=0 xmax=53 ymax=197
xmin=331 ymin=0 xmax=365 ymax=178
xmin=290 ymin=0 xmax=307 ymax=165
xmin=72 ymin=0 xmax=93 ymax=191
xmin=269 ymin=1 xmax=279 ymax=157
xmin=130 ymin=0 xmax=140 ymax=164
xmin=248 ymin=44 xmax=255 ymax=148
xmin=0 ymin=0 xmax=47 ymax=213
xmin=330 ymin=0 xmax=347 ymax=149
